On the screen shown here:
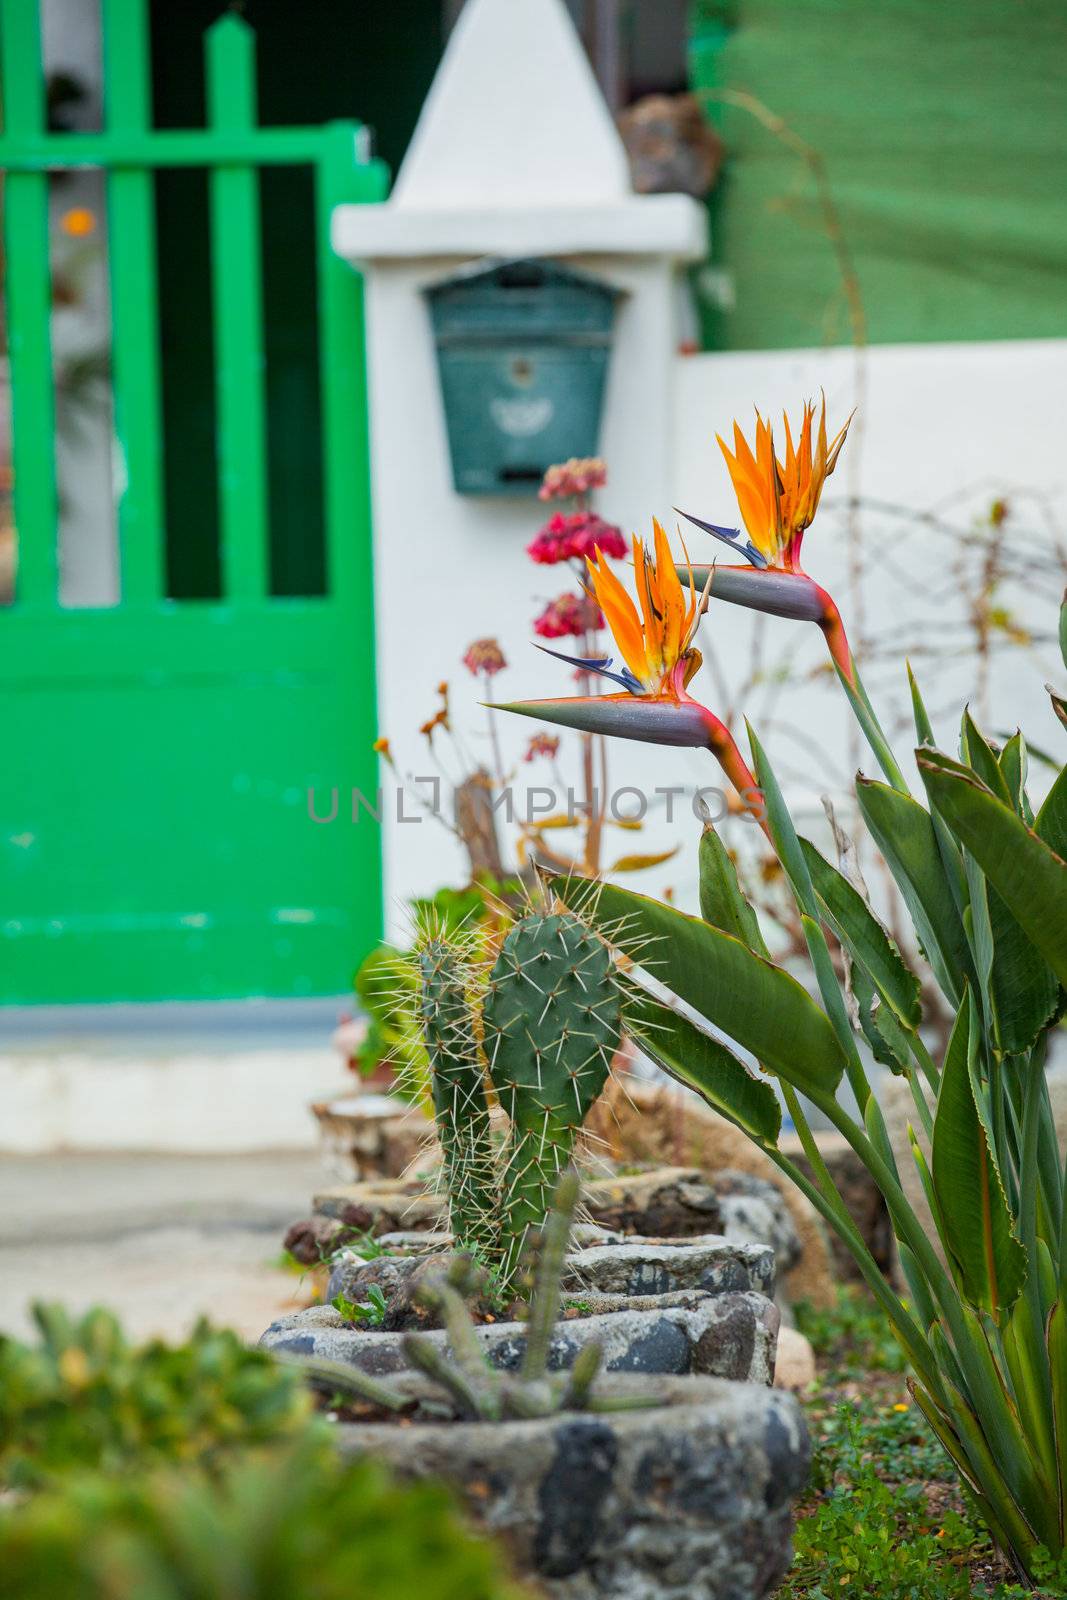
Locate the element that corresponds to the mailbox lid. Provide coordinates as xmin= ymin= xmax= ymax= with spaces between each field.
xmin=425 ymin=256 xmax=623 ymax=342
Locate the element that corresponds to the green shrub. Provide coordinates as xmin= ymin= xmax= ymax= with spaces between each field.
xmin=0 ymin=1439 xmax=527 ymax=1600
xmin=0 ymin=1305 xmax=313 ymax=1489
xmin=794 ymin=1285 xmax=907 ymax=1377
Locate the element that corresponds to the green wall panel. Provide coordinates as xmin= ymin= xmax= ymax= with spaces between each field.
xmin=688 ymin=0 xmax=1067 ymax=350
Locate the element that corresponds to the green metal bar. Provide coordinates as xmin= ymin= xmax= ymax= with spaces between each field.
xmin=315 ymin=123 xmax=386 ymax=606
xmin=0 ymin=129 xmax=337 ymax=169
xmin=206 ymin=16 xmax=268 ymax=601
xmin=315 ymin=121 xmax=386 ymax=939
xmin=0 ymin=0 xmax=58 ymax=607
xmin=103 ymin=0 xmax=165 ymax=601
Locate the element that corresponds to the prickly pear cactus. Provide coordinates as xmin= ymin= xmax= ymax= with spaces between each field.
xmin=483 ymin=912 xmax=621 ymax=1275
xmin=417 ymin=939 xmax=498 ymax=1260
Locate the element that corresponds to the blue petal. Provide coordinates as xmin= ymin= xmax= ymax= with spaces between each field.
xmin=673 ymin=508 xmax=768 ymax=569
xmin=533 ymin=643 xmax=643 ymax=695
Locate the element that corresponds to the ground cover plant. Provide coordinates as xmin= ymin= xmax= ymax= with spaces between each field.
xmin=0 ymin=1308 xmax=526 ymax=1600
xmin=498 ymin=396 xmax=1067 ymax=1585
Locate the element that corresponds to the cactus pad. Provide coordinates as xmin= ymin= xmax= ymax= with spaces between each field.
xmin=418 ymin=939 xmax=498 ymax=1259
xmin=483 ymin=912 xmax=621 ymax=1272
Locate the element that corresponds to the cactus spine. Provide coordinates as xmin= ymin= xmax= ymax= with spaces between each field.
xmin=417 ymin=939 xmax=498 ymax=1261
xmin=415 ymin=909 xmax=621 ymax=1281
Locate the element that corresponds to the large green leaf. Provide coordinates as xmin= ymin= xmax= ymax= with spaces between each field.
xmin=1035 ymin=765 xmax=1067 ymax=862
xmin=697 ymin=825 xmax=770 ymax=957
xmin=799 ymin=836 xmax=921 ymax=1027
xmin=931 ymin=992 xmax=1026 ymax=1317
xmin=622 ymin=988 xmax=781 ymax=1144
xmin=552 ymin=875 xmax=846 ymax=1096
xmin=918 ymin=751 xmax=1067 ymax=988
xmin=856 ymin=778 xmax=974 ymax=1006
xmin=927 ymin=748 xmax=1060 ymax=1049
xmin=986 ymin=887 xmax=1061 ymax=1054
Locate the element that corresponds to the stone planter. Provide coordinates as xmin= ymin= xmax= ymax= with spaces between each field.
xmin=261 ymin=1233 xmax=781 ymax=1385
xmin=335 ymin=1372 xmax=809 ymax=1600
xmin=262 ymin=1284 xmax=778 ymax=1384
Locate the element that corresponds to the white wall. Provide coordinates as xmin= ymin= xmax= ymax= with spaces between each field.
xmin=378 ymin=334 xmax=1067 ymax=929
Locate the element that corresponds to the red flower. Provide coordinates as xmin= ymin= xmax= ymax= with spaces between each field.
xmin=523 ymin=732 xmax=561 ymax=762
xmin=533 ymin=592 xmax=604 ymax=639
xmin=526 ymin=512 xmax=626 ymax=566
xmin=462 ymin=638 xmax=507 ymax=677
xmin=565 ymin=514 xmax=627 ymax=563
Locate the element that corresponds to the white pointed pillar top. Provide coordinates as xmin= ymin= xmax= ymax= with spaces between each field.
xmin=332 ymin=0 xmax=707 ymax=262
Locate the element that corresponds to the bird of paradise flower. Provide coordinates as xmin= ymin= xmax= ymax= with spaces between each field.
xmin=673 ymin=395 xmax=855 ymax=682
xmin=490 ymin=519 xmax=770 ymax=835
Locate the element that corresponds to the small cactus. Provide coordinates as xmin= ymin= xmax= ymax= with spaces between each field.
xmin=413 ymin=907 xmax=620 ymax=1282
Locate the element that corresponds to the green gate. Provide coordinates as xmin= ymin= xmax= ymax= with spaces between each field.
xmin=0 ymin=0 xmax=386 ymax=1004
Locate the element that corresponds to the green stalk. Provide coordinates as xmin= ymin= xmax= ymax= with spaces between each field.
xmin=760 ymin=1128 xmax=942 ymax=1394
xmin=834 ymin=657 xmax=910 ymax=794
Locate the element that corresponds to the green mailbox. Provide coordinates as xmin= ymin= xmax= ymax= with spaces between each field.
xmin=425 ymin=257 xmax=623 ymax=496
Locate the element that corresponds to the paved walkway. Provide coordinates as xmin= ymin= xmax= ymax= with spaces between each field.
xmin=0 ymin=1150 xmax=330 ymax=1343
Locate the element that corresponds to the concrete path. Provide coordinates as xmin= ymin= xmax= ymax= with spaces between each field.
xmin=0 ymin=1150 xmax=330 ymax=1344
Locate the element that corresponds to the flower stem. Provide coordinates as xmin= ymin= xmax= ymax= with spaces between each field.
xmin=833 ymin=656 xmax=911 ymax=794
xmin=704 ymin=715 xmax=773 ymax=844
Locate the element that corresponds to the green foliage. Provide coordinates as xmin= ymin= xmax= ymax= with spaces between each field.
xmin=0 ymin=1305 xmax=313 ymax=1492
xmin=331 ymin=1283 xmax=388 ymax=1327
xmin=554 ymin=644 xmax=1067 ymax=1583
xmin=794 ymin=1286 xmax=907 ymax=1379
xmin=781 ymin=1410 xmax=1026 ymax=1600
xmin=0 ymin=1439 xmax=526 ymax=1600
xmin=415 ymin=909 xmax=621 ymax=1278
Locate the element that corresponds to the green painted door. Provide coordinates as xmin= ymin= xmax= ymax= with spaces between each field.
xmin=0 ymin=1 xmax=387 ymax=1004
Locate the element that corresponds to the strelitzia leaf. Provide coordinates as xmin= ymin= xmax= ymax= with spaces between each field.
xmin=551 ymin=875 xmax=846 ymax=1096
xmin=918 ymin=751 xmax=1067 ymax=988
xmin=1036 ymin=765 xmax=1067 ymax=863
xmin=622 ymin=987 xmax=781 ymax=1144
xmin=799 ymin=837 xmax=921 ymax=1027
xmin=698 ymin=824 xmax=770 ymax=958
xmin=907 ymin=661 xmax=936 ymax=747
xmin=931 ymin=991 xmax=1026 ymax=1318
xmin=856 ymin=778 xmax=975 ymax=1007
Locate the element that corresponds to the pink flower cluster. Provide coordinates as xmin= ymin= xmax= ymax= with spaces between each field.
xmin=461 ymin=638 xmax=507 ymax=677
xmin=526 ymin=511 xmax=627 ymax=567
xmin=533 ymin=591 xmax=604 ymax=640
xmin=539 ymin=457 xmax=607 ymax=501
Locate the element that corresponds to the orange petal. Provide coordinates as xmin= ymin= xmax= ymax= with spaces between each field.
xmin=587 ymin=550 xmax=647 ymax=685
